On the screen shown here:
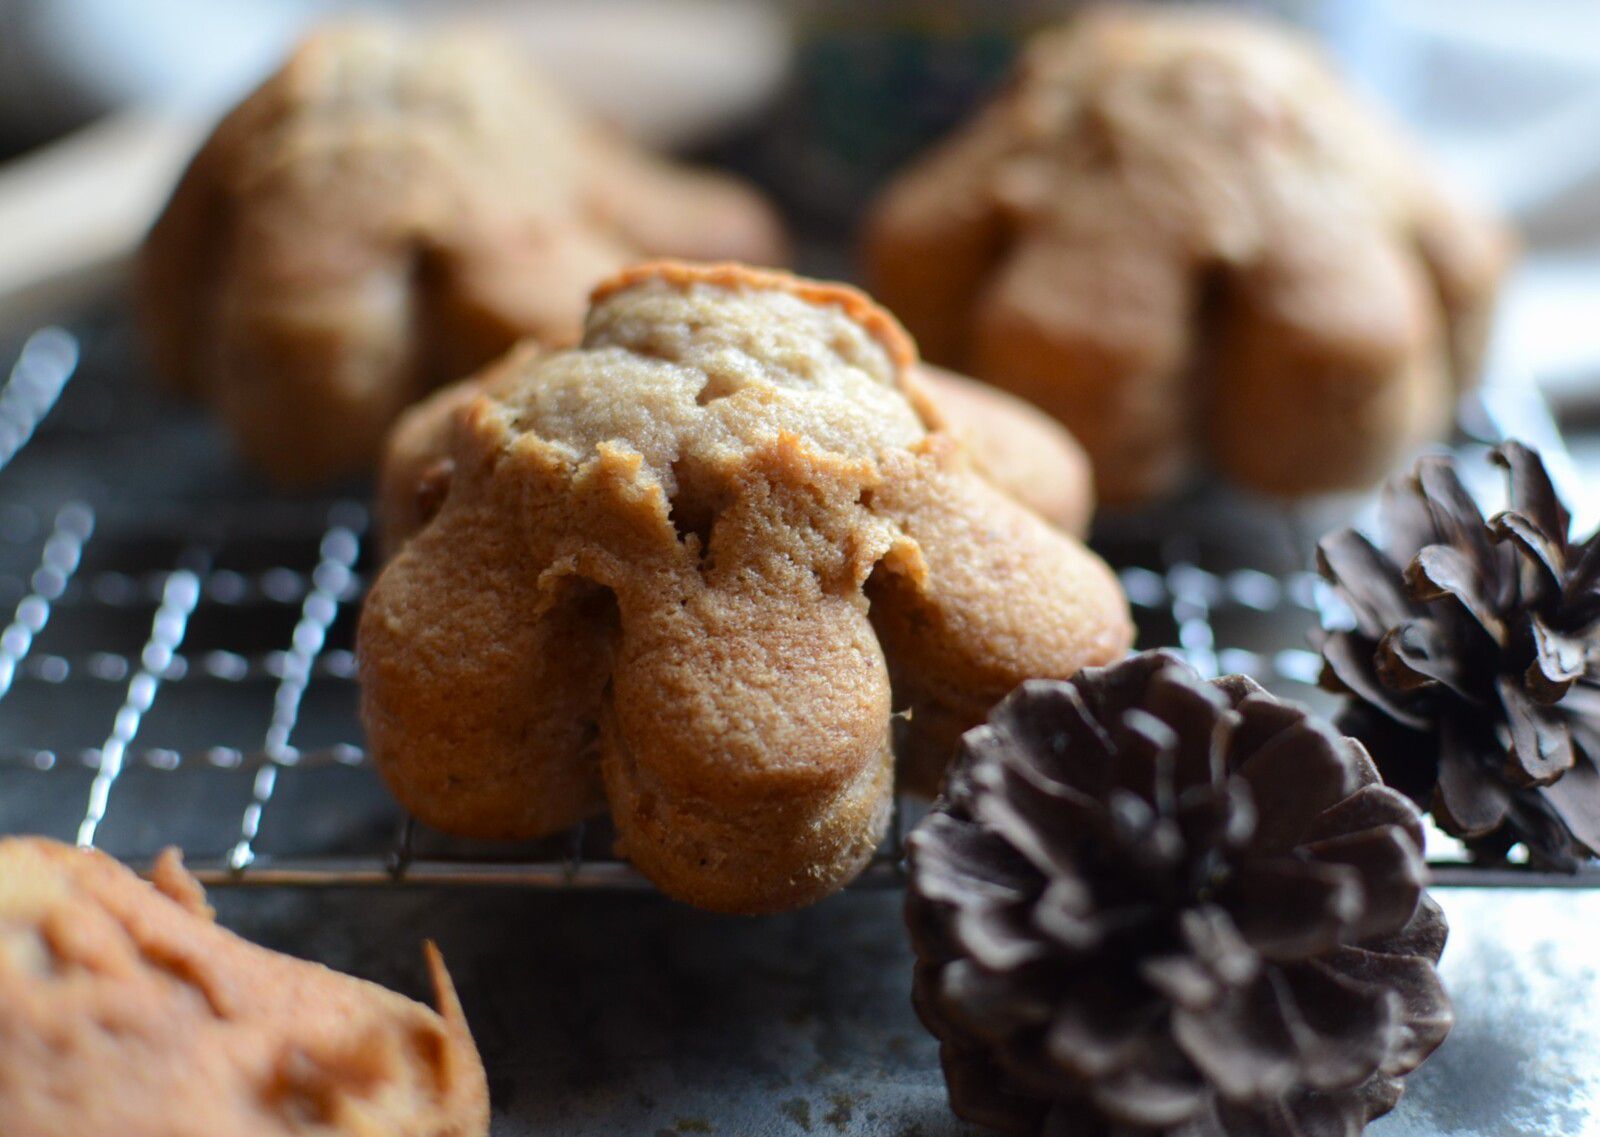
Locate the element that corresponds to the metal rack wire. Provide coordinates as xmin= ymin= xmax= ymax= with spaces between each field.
xmin=1 ymin=315 xmax=1595 ymax=890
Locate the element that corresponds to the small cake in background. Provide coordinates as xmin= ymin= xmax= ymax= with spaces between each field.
xmin=865 ymin=5 xmax=1511 ymax=505
xmin=360 ymin=261 xmax=1132 ymax=914
xmin=906 ymin=651 xmax=1451 ymax=1136
xmin=1319 ymin=442 xmax=1600 ymax=870
xmin=0 ymin=837 xmax=487 ymax=1137
xmin=139 ymin=21 xmax=786 ymax=486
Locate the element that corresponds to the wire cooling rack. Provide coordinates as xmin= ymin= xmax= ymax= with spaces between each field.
xmin=0 ymin=310 xmax=1595 ymax=890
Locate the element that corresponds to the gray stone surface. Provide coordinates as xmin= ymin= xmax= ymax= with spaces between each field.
xmin=209 ymin=885 xmax=1599 ymax=1136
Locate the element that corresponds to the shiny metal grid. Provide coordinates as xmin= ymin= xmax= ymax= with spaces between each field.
xmin=0 ymin=318 xmax=1595 ymax=891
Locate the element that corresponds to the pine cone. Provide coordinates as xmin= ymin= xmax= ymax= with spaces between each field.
xmin=905 ymin=651 xmax=1450 ymax=1137
xmin=1318 ymin=441 xmax=1600 ymax=869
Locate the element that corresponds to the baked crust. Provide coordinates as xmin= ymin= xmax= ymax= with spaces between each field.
xmin=138 ymin=21 xmax=787 ymax=486
xmin=360 ymin=261 xmax=1132 ymax=913
xmin=865 ymin=5 xmax=1511 ymax=503
xmin=0 ymin=837 xmax=487 ymax=1137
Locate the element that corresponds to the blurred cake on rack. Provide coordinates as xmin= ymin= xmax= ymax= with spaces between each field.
xmin=137 ymin=21 xmax=787 ymax=486
xmin=865 ymin=4 xmax=1512 ymax=505
xmin=360 ymin=261 xmax=1132 ymax=914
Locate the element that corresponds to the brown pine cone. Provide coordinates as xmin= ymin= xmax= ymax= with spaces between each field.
xmin=906 ymin=651 xmax=1450 ymax=1137
xmin=1318 ymin=441 xmax=1600 ymax=869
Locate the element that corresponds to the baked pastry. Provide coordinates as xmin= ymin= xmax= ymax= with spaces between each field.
xmin=864 ymin=5 xmax=1510 ymax=504
xmin=0 ymin=837 xmax=487 ymax=1137
xmin=139 ymin=21 xmax=786 ymax=486
xmin=378 ymin=357 xmax=1097 ymax=553
xmin=360 ymin=261 xmax=1132 ymax=913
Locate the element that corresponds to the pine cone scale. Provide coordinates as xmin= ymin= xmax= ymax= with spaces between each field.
xmin=1302 ymin=783 xmax=1425 ymax=854
xmin=1169 ymin=990 xmax=1303 ymax=1105
xmin=990 ymin=679 xmax=1119 ymax=791
xmin=1320 ymin=632 xmax=1432 ymax=731
xmin=1433 ymin=728 xmax=1512 ymax=836
xmin=1368 ymin=893 xmax=1449 ymax=963
xmin=1090 ymin=1066 xmax=1213 ymax=1130
xmin=1492 ymin=510 xmax=1567 ymax=591
xmin=1527 ymin=617 xmax=1586 ymax=701
xmin=1275 ymin=965 xmax=1401 ymax=1089
xmin=1318 ymin=942 xmax=1451 ymax=1073
xmin=1405 ymin=544 xmax=1506 ymax=642
xmin=1232 ymin=731 xmax=1360 ymax=855
xmin=1492 ymin=440 xmax=1571 ymax=547
xmin=974 ymin=760 xmax=1102 ymax=881
xmin=1316 ymin=531 xmax=1417 ymax=637
xmin=1415 ymin=459 xmax=1496 ymax=566
xmin=1375 ymin=621 xmax=1466 ymax=695
xmin=1043 ymin=971 xmax=1172 ymax=1078
xmin=908 ymin=815 xmax=1035 ymax=906
xmin=940 ymin=1045 xmax=1044 ymax=1135
xmin=1300 ymin=826 xmax=1425 ymax=942
xmin=1143 ymin=952 xmax=1229 ymax=1013
xmin=1566 ymin=537 xmax=1600 ymax=606
xmin=1220 ymin=859 xmax=1362 ymax=961
xmin=1543 ymin=759 xmax=1600 ymax=852
xmin=1498 ymin=676 xmax=1575 ymax=786
xmin=1032 ymin=878 xmax=1107 ymax=952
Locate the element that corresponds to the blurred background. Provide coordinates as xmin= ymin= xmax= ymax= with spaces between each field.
xmin=1 ymin=0 xmax=1599 ymax=411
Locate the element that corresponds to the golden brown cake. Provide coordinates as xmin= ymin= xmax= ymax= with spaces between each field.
xmin=360 ymin=261 xmax=1132 ymax=914
xmin=0 ymin=837 xmax=487 ymax=1137
xmin=139 ymin=21 xmax=786 ymax=486
xmin=864 ymin=5 xmax=1511 ymax=504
